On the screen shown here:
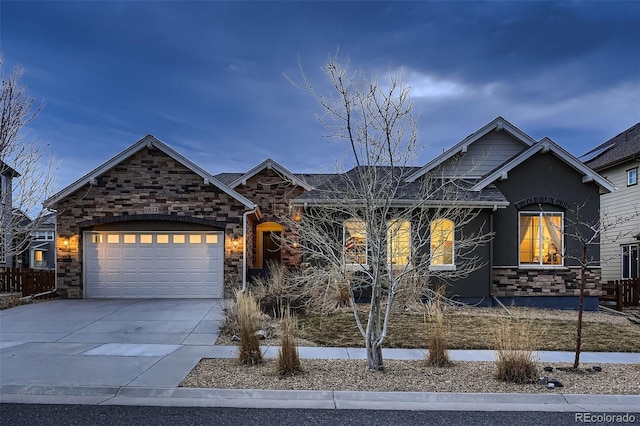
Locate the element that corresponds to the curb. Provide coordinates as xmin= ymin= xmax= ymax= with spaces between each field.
xmin=2 ymin=385 xmax=639 ymax=412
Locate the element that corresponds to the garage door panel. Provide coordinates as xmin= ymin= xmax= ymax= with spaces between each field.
xmin=84 ymin=231 xmax=223 ymax=298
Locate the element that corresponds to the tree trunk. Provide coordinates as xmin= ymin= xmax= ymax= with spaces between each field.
xmin=366 ymin=283 xmax=384 ymax=371
xmin=573 ymin=250 xmax=587 ymax=369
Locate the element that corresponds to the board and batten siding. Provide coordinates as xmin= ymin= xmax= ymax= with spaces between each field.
xmin=599 ymin=162 xmax=640 ymax=282
xmin=439 ymin=131 xmax=526 ymax=177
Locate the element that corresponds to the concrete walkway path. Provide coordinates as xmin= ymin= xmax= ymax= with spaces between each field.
xmin=1 ymin=299 xmax=639 ymax=412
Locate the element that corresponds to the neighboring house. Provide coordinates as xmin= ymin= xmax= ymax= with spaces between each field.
xmin=28 ymin=212 xmax=56 ymax=270
xmin=0 ymin=161 xmax=20 ymax=269
xmin=46 ymin=117 xmax=612 ymax=310
xmin=583 ymin=123 xmax=640 ymax=283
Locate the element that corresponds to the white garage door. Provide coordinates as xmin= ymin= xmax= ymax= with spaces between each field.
xmin=83 ymin=231 xmax=224 ymax=298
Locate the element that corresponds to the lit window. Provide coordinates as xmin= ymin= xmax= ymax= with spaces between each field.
xmin=140 ymin=235 xmax=153 ymax=244
xmin=344 ymin=219 xmax=367 ymax=266
xmin=91 ymin=234 xmax=103 ymax=244
xmin=106 ymin=234 xmax=120 ymax=244
xmin=387 ymin=220 xmax=410 ymax=266
xmin=519 ymin=212 xmax=563 ymax=266
xmin=34 ymin=250 xmax=44 ymax=262
xmin=622 ymin=244 xmax=639 ymax=279
xmin=430 ymin=218 xmax=454 ymax=266
xmin=157 ymin=234 xmax=169 ymax=244
xmin=189 ymin=234 xmax=202 ymax=244
xmin=205 ymin=234 xmax=218 ymax=244
xmin=627 ymin=168 xmax=638 ymax=186
xmin=123 ymin=234 xmax=136 ymax=244
xmin=173 ymin=234 xmax=185 ymax=244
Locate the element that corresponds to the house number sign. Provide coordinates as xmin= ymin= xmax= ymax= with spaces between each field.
xmin=143 ymin=206 xmax=159 ymax=214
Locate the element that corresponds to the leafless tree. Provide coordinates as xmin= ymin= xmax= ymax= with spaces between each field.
xmin=1 ymin=58 xmax=57 ymax=266
xmin=281 ymin=58 xmax=493 ymax=370
xmin=562 ymin=201 xmax=638 ymax=368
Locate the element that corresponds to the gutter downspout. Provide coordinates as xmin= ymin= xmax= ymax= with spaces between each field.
xmin=242 ymin=206 xmax=261 ymax=292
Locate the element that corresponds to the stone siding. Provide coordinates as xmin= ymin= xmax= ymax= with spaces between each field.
xmin=53 ymin=146 xmax=249 ymax=298
xmin=233 ymin=168 xmax=305 ymax=269
xmin=492 ymin=266 xmax=602 ymax=297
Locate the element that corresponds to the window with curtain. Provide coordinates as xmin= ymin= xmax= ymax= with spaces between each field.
xmin=430 ymin=218 xmax=454 ymax=266
xmin=387 ymin=220 xmax=410 ymax=266
xmin=344 ymin=219 xmax=367 ymax=266
xmin=519 ymin=212 xmax=563 ymax=266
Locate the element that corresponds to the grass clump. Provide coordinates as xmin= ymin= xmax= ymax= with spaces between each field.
xmin=277 ymin=305 xmax=301 ymax=376
xmin=236 ymin=290 xmax=263 ymax=366
xmin=425 ymin=289 xmax=451 ymax=367
xmin=493 ymin=317 xmax=539 ymax=384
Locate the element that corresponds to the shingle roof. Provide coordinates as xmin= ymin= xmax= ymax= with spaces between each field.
xmin=291 ymin=166 xmax=508 ymax=207
xmin=582 ymin=123 xmax=640 ymax=171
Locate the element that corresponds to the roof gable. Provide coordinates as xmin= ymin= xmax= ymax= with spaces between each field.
xmin=228 ymin=158 xmax=312 ymax=190
xmin=472 ymin=138 xmax=615 ymax=193
xmin=45 ymin=135 xmax=256 ymax=208
xmin=406 ymin=116 xmax=536 ymax=182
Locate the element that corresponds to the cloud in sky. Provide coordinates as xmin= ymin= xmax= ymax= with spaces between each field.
xmin=1 ymin=1 xmax=638 ymax=190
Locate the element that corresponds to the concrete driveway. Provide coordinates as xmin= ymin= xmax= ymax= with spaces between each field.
xmin=0 ymin=299 xmax=228 ymax=389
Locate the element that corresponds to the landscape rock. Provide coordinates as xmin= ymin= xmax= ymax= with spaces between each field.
xmin=593 ymin=366 xmax=602 ymax=372
xmin=547 ymin=383 xmax=555 ymax=389
xmin=549 ymin=378 xmax=564 ymax=388
xmin=538 ymin=377 xmax=548 ymax=385
xmin=231 ymin=334 xmax=240 ymax=342
xmin=543 ymin=366 xmax=553 ymax=372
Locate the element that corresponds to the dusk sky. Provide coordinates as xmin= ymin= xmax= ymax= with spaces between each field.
xmin=1 ymin=1 xmax=639 ymax=192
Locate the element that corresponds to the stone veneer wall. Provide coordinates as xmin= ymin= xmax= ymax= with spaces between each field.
xmin=492 ymin=266 xmax=602 ymax=297
xmin=233 ymin=168 xmax=305 ymax=269
xmin=53 ymin=147 xmax=249 ymax=298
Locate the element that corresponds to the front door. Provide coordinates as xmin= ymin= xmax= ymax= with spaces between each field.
xmin=262 ymin=231 xmax=281 ymax=267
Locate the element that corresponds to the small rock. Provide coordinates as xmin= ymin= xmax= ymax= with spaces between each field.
xmin=547 ymin=382 xmax=555 ymax=389
xmin=543 ymin=366 xmax=554 ymax=372
xmin=231 ymin=334 xmax=240 ymax=342
xmin=593 ymin=366 xmax=602 ymax=372
xmin=586 ymin=368 xmax=593 ymax=373
xmin=256 ymin=330 xmax=268 ymax=340
xmin=549 ymin=378 xmax=564 ymax=388
xmin=538 ymin=377 xmax=549 ymax=385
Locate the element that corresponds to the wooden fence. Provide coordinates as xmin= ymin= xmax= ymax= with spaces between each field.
xmin=600 ymin=278 xmax=640 ymax=311
xmin=0 ymin=267 xmax=56 ymax=297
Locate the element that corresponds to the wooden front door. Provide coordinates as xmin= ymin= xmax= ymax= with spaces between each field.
xmin=262 ymin=231 xmax=281 ymax=267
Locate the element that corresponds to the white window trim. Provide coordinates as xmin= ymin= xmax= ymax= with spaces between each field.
xmin=429 ymin=218 xmax=456 ymax=271
xmin=387 ymin=219 xmax=411 ymax=268
xmin=627 ymin=167 xmax=638 ymax=187
xmin=621 ymin=243 xmax=639 ymax=279
xmin=518 ymin=211 xmax=565 ymax=268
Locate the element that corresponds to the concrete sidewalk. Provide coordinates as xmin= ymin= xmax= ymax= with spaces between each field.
xmin=2 ymin=345 xmax=639 ymax=412
xmin=1 ymin=299 xmax=639 ymax=412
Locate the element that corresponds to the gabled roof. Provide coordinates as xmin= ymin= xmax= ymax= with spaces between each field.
xmin=0 ymin=160 xmax=20 ymax=177
xmin=227 ymin=158 xmax=312 ymax=191
xmin=471 ymin=138 xmax=615 ymax=193
xmin=45 ymin=135 xmax=256 ymax=209
xmin=406 ymin=116 xmax=537 ymax=182
xmin=581 ymin=122 xmax=640 ymax=171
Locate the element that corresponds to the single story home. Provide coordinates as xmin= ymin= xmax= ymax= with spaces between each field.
xmin=46 ymin=117 xmax=613 ymax=309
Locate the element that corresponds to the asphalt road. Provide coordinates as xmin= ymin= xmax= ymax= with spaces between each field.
xmin=2 ymin=403 xmax=627 ymax=426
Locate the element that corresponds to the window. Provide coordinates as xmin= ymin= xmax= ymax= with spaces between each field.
xmin=622 ymin=244 xmax=639 ymax=279
xmin=344 ymin=219 xmax=367 ymax=266
xmin=387 ymin=220 xmax=410 ymax=266
xmin=32 ymin=231 xmax=54 ymax=240
xmin=627 ymin=168 xmax=638 ymax=186
xmin=519 ymin=212 xmax=563 ymax=266
xmin=430 ymin=218 xmax=454 ymax=267
xmin=206 ymin=234 xmax=219 ymax=244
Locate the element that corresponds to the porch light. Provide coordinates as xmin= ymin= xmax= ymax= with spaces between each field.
xmin=62 ymin=238 xmax=70 ymax=250
xmin=233 ymin=239 xmax=239 ymax=249
xmin=292 ymin=207 xmax=302 ymax=222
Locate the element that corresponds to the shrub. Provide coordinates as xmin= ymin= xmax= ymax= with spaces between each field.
xmin=236 ymin=290 xmax=263 ymax=365
xmin=493 ymin=317 xmax=539 ymax=384
xmin=251 ymin=262 xmax=309 ymax=316
xmin=277 ymin=305 xmax=301 ymax=376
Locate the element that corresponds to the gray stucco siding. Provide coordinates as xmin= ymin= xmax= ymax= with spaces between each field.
xmin=493 ymin=152 xmax=601 ymax=267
